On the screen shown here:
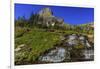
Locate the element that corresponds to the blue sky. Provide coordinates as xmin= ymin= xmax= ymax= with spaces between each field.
xmin=15 ymin=3 xmax=94 ymax=25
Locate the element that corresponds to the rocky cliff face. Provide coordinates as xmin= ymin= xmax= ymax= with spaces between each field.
xmin=37 ymin=7 xmax=64 ymax=28
xmin=38 ymin=7 xmax=53 ymax=17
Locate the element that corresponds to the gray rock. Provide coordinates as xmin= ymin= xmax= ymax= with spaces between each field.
xmin=39 ymin=47 xmax=70 ymax=62
xmin=37 ymin=7 xmax=64 ymax=28
xmin=38 ymin=7 xmax=53 ymax=17
xmin=82 ymin=49 xmax=94 ymax=59
xmin=15 ymin=47 xmax=21 ymax=52
xmin=18 ymin=44 xmax=26 ymax=48
xmin=68 ymin=34 xmax=78 ymax=40
xmin=79 ymin=36 xmax=85 ymax=41
xmin=67 ymin=40 xmax=78 ymax=46
xmin=15 ymin=44 xmax=26 ymax=52
xmin=86 ymin=40 xmax=91 ymax=47
xmin=66 ymin=34 xmax=92 ymax=48
xmin=66 ymin=34 xmax=78 ymax=46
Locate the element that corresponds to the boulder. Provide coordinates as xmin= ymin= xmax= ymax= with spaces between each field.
xmin=39 ymin=47 xmax=70 ymax=62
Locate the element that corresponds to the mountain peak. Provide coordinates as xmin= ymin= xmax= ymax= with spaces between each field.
xmin=38 ymin=7 xmax=53 ymax=17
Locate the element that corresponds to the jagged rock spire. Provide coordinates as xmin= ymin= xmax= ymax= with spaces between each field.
xmin=37 ymin=7 xmax=64 ymax=27
xmin=38 ymin=7 xmax=53 ymax=17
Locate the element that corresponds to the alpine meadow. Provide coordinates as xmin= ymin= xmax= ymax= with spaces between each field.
xmin=14 ymin=4 xmax=94 ymax=65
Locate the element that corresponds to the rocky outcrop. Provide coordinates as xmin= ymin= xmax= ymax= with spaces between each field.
xmin=15 ymin=34 xmax=94 ymax=64
xmin=63 ymin=34 xmax=93 ymax=48
xmin=37 ymin=7 xmax=64 ymax=28
xmin=39 ymin=34 xmax=94 ymax=62
xmin=39 ymin=47 xmax=69 ymax=62
xmin=38 ymin=7 xmax=53 ymax=17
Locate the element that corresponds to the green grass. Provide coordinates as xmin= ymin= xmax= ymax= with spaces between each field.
xmin=15 ymin=24 xmax=94 ymax=64
xmin=15 ymin=27 xmax=61 ymax=63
